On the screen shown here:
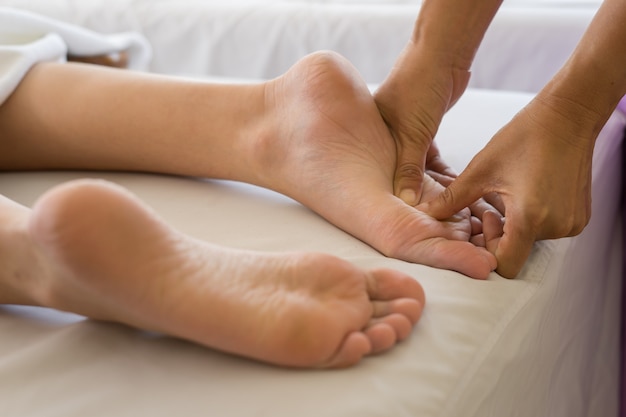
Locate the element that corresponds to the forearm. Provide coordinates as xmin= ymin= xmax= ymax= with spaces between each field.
xmin=0 ymin=62 xmax=267 ymax=183
xmin=410 ymin=0 xmax=503 ymax=69
xmin=536 ymin=0 xmax=626 ymax=140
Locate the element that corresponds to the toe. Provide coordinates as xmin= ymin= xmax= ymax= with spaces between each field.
xmin=372 ymin=298 xmax=424 ymax=324
xmin=320 ymin=332 xmax=372 ymax=369
xmin=366 ymin=269 xmax=425 ymax=304
xmin=364 ymin=321 xmax=400 ymax=354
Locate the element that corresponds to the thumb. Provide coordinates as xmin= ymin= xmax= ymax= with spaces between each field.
xmin=419 ymin=173 xmax=485 ymax=220
xmin=394 ymin=137 xmax=430 ymax=206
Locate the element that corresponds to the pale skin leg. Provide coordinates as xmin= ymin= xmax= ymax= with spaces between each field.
xmin=260 ymin=53 xmax=495 ymax=277
xmin=0 ymin=179 xmax=424 ymax=368
xmin=0 ymin=51 xmax=495 ymax=278
xmin=0 ymin=51 xmax=494 ymax=367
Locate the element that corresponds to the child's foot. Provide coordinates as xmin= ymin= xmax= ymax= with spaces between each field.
xmin=1 ymin=179 xmax=424 ymax=368
xmin=254 ymin=51 xmax=496 ymax=278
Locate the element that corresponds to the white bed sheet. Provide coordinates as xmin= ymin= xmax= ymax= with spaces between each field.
xmin=0 ymin=88 xmax=623 ymax=417
xmin=0 ymin=0 xmax=599 ymax=93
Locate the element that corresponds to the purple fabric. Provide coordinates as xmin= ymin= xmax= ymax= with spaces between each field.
xmin=618 ymin=95 xmax=626 ymax=115
xmin=622 ymin=122 xmax=626 ymax=417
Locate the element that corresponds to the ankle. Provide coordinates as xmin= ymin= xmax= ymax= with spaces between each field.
xmin=231 ymin=79 xmax=283 ymax=189
xmin=245 ymin=52 xmax=362 ymax=193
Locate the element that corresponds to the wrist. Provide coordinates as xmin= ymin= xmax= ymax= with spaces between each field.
xmin=410 ymin=0 xmax=502 ymax=72
xmin=212 ymin=81 xmax=274 ymax=186
xmin=381 ymin=42 xmax=471 ymax=112
xmin=410 ymin=30 xmax=473 ymax=73
xmin=538 ymin=60 xmax=622 ymax=142
xmin=541 ymin=0 xmax=626 ymax=130
xmin=527 ymin=87 xmax=602 ymax=156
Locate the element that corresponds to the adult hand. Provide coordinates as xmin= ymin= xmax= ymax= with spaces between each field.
xmin=259 ymin=51 xmax=496 ymax=279
xmin=420 ymin=95 xmax=596 ymax=278
xmin=374 ymin=46 xmax=470 ymax=206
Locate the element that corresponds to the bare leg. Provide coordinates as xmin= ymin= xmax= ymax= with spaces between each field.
xmin=257 ymin=52 xmax=496 ymax=278
xmin=0 ymin=179 xmax=424 ymax=368
xmin=0 ymin=52 xmax=495 ymax=278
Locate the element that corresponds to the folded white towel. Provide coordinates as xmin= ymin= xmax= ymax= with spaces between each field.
xmin=0 ymin=7 xmax=151 ymax=104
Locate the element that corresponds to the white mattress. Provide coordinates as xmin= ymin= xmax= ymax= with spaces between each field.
xmin=1 ymin=88 xmax=623 ymax=417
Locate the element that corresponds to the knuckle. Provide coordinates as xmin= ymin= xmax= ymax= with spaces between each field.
xmin=438 ymin=186 xmax=457 ymax=207
xmin=397 ymin=162 xmax=425 ymax=180
xmin=529 ymin=205 xmax=591 ymax=239
xmin=398 ymin=124 xmax=435 ymax=150
xmin=565 ymin=212 xmax=591 ymax=237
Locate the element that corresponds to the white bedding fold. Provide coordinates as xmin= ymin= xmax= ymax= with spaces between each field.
xmin=0 ymin=7 xmax=150 ymax=104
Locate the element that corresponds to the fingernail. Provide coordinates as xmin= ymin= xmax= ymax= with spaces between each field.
xmin=399 ymin=189 xmax=417 ymax=206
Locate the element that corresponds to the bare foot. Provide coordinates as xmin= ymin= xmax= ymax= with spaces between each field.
xmin=0 ymin=180 xmax=424 ymax=368
xmin=254 ymin=51 xmax=496 ymax=278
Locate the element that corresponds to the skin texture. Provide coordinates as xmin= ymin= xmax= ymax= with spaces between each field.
xmin=0 ymin=52 xmax=495 ymax=278
xmin=375 ymin=0 xmax=503 ymax=205
xmin=0 ymin=180 xmax=424 ymax=368
xmin=421 ymin=0 xmax=626 ymax=277
xmin=0 ymin=51 xmax=493 ymax=368
xmin=376 ymin=0 xmax=626 ymax=277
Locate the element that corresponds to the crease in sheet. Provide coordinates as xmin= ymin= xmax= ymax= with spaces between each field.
xmin=438 ymin=239 xmax=557 ymax=417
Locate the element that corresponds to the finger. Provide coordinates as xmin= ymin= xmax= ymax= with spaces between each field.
xmin=483 ymin=192 xmax=505 ymax=216
xmin=419 ymin=173 xmax=487 ymax=221
xmin=426 ymin=170 xmax=454 ymax=187
xmin=493 ymin=212 xmax=536 ymax=278
xmin=426 ymin=144 xmax=458 ymax=179
xmin=482 ymin=210 xmax=504 ymax=255
xmin=427 ymin=171 xmax=500 ymax=220
xmin=393 ymin=136 xmax=431 ymax=206
xmin=469 ymin=198 xmax=502 ymax=221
